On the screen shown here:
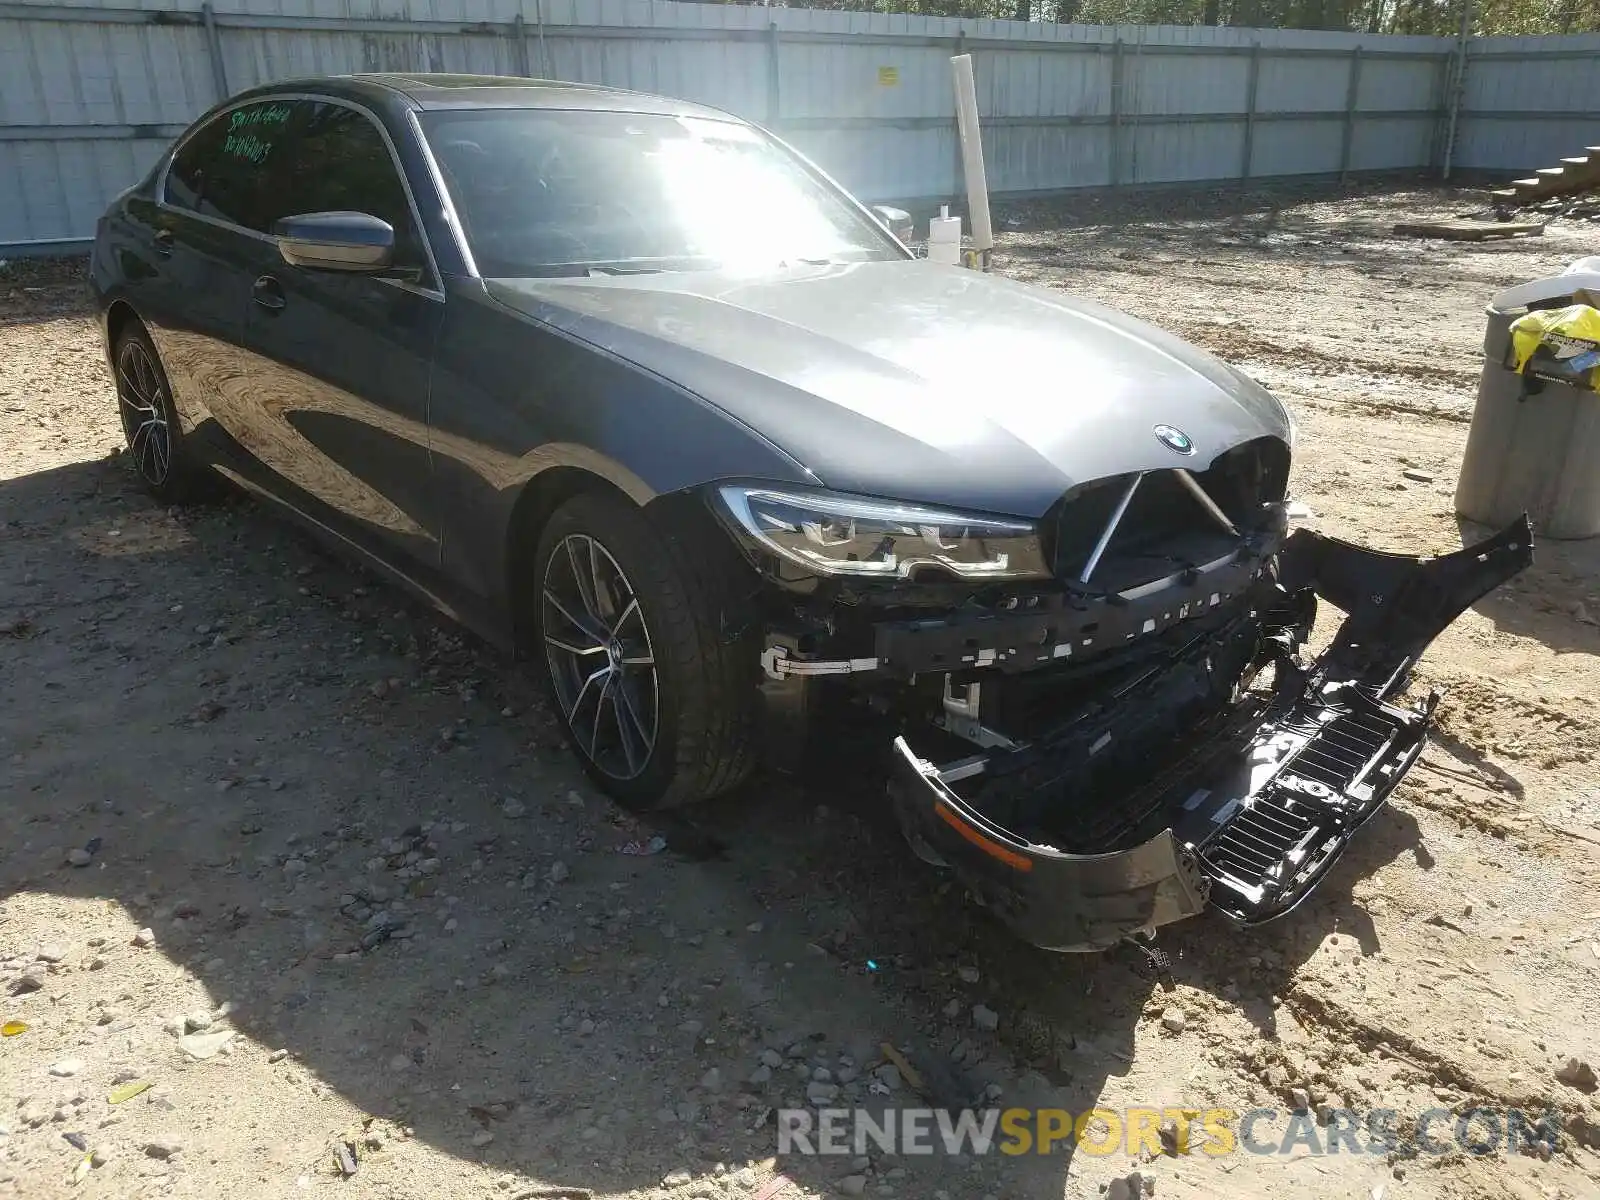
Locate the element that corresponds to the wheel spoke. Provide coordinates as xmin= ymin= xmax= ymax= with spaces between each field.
xmin=542 ymin=589 xmax=606 ymax=645
xmin=151 ymin=423 xmax=170 ymax=480
xmin=568 ymin=662 xmax=610 ymax=720
xmin=588 ymin=673 xmax=613 ymax=758
xmin=126 ymin=348 xmax=147 ymax=398
xmin=612 ymin=676 xmax=652 ymax=767
xmin=587 ymin=537 xmax=612 ymax=624
xmin=130 ymin=418 xmax=157 ymax=475
xmin=117 ymin=366 xmax=153 ymax=410
xmin=566 ymin=536 xmax=602 ymax=623
xmin=137 ymin=348 xmax=158 ymax=399
xmin=546 ymin=635 xmax=605 ymax=657
xmin=608 ymin=688 xmax=639 ymax=775
xmin=608 ymin=596 xmax=639 ymax=641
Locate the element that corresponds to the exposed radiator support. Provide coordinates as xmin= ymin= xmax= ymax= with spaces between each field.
xmin=1080 ymin=472 xmax=1143 ymax=583
xmin=1174 ymin=468 xmax=1240 ymax=536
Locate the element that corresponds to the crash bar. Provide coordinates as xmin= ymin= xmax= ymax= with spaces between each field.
xmin=1174 ymin=469 xmax=1240 ymax=537
xmin=1080 ymin=472 xmax=1143 ymax=584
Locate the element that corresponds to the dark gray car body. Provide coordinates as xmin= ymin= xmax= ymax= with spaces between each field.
xmin=91 ymin=73 xmax=1288 ymax=639
xmin=91 ymin=74 xmax=1529 ymax=952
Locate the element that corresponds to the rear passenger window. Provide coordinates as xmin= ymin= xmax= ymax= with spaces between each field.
xmin=164 ymin=100 xmax=296 ymax=231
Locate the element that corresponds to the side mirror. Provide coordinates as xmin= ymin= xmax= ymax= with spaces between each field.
xmin=872 ymin=205 xmax=914 ymax=245
xmin=274 ymin=211 xmax=394 ymax=272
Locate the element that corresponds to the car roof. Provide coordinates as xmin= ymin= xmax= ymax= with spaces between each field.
xmin=333 ymin=72 xmax=744 ymax=121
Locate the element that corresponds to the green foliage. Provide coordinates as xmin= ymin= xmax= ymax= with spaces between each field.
xmin=767 ymin=0 xmax=1600 ymax=35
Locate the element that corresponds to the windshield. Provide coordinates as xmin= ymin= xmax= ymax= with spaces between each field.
xmin=419 ymin=108 xmax=905 ymax=277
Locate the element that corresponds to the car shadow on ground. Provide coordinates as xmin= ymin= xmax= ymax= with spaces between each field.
xmin=1 ymin=455 xmax=1425 ymax=1197
xmin=1457 ymin=516 xmax=1600 ymax=660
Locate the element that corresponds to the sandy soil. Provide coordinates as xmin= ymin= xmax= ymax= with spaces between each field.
xmin=3 ymin=180 xmax=1598 ymax=1200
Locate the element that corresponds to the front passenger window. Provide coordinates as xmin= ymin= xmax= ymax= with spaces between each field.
xmin=267 ymin=102 xmax=427 ymax=277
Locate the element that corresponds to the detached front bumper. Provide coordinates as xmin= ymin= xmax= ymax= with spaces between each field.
xmin=888 ymin=516 xmax=1533 ymax=952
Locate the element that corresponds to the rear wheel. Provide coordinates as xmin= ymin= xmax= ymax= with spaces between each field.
xmin=112 ymin=324 xmax=212 ymax=504
xmin=534 ymin=491 xmax=758 ymax=808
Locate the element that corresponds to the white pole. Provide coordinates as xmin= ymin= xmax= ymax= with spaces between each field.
xmin=950 ymin=53 xmax=993 ymax=267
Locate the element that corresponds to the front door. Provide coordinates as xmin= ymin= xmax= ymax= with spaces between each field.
xmin=216 ymin=97 xmax=444 ymax=571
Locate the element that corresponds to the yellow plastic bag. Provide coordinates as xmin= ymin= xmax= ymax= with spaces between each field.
xmin=1508 ymin=303 xmax=1600 ymax=393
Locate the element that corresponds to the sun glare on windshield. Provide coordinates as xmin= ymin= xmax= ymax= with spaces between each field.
xmin=421 ymin=107 xmax=903 ymax=278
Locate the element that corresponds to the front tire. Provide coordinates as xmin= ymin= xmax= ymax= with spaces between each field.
xmin=534 ymin=492 xmax=758 ymax=809
xmin=111 ymin=324 xmax=213 ymax=504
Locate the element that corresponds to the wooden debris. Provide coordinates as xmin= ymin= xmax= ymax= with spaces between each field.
xmin=1393 ymin=219 xmax=1545 ymax=241
xmin=334 ymin=1142 xmax=359 ymax=1177
xmin=879 ymin=1042 xmax=926 ymax=1094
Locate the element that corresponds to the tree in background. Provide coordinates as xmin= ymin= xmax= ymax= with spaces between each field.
xmin=774 ymin=0 xmax=1600 ymax=34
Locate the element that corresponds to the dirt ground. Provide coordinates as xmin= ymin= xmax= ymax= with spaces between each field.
xmin=3 ymin=179 xmax=1599 ymax=1200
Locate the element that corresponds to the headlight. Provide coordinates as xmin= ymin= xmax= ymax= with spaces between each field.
xmin=715 ymin=486 xmax=1049 ymax=581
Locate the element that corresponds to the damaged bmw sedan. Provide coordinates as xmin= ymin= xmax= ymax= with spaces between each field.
xmin=91 ymin=74 xmax=1532 ymax=951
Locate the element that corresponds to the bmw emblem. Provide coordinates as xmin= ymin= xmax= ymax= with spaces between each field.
xmin=1154 ymin=424 xmax=1195 ymax=455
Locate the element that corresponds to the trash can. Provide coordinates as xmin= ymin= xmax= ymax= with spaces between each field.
xmin=1455 ymin=258 xmax=1600 ymax=540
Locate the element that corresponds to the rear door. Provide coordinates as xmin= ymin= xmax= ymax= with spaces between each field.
xmin=123 ymin=102 xmax=291 ymax=458
xmin=217 ymin=97 xmax=444 ymax=571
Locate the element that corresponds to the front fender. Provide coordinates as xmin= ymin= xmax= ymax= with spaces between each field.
xmin=426 ymin=278 xmax=814 ymax=620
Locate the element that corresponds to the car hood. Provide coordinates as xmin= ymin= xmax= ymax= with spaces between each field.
xmin=486 ymin=260 xmax=1291 ymax=518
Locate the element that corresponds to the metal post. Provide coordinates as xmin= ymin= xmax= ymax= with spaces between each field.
xmin=951 ymin=29 xmax=966 ymax=205
xmin=1109 ymin=38 xmax=1124 ymax=189
xmin=1240 ymin=41 xmax=1260 ymax=181
xmin=766 ymin=22 xmax=780 ymax=125
xmin=512 ymin=12 xmax=531 ymax=78
xmin=533 ymin=0 xmax=551 ymax=77
xmin=1129 ymin=31 xmax=1144 ymax=187
xmin=200 ymin=1 xmax=228 ymax=102
xmin=1441 ymin=0 xmax=1474 ymax=179
xmin=951 ymin=52 xmax=993 ymax=264
xmin=1339 ymin=45 xmax=1363 ymax=183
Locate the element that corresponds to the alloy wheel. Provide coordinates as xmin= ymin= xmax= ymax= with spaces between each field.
xmin=541 ymin=532 xmax=660 ymax=780
xmin=115 ymin=340 xmax=172 ymax=486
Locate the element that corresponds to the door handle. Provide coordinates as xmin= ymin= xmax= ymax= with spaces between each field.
xmin=152 ymin=228 xmax=174 ymax=258
xmin=252 ymin=274 xmax=286 ymax=311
